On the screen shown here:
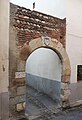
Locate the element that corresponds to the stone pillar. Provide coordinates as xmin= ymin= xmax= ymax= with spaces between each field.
xmin=0 ymin=0 xmax=9 ymax=119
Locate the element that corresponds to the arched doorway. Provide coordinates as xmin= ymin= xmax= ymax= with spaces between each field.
xmin=20 ymin=37 xmax=71 ymax=117
xmin=26 ymin=47 xmax=62 ymax=102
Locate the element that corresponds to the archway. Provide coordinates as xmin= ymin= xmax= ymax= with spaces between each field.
xmin=26 ymin=47 xmax=62 ymax=102
xmin=20 ymin=37 xmax=71 ymax=108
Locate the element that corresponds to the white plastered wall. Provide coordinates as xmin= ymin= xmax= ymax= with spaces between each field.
xmin=26 ymin=48 xmax=61 ymax=81
xmin=0 ymin=0 xmax=9 ymax=93
xmin=66 ymin=0 xmax=82 ymax=83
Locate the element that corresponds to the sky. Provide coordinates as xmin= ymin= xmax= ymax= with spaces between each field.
xmin=10 ymin=0 xmax=66 ymax=18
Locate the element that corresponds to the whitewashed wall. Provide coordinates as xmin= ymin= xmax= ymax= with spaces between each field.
xmin=26 ymin=48 xmax=61 ymax=81
xmin=66 ymin=0 xmax=82 ymax=103
xmin=66 ymin=0 xmax=82 ymax=83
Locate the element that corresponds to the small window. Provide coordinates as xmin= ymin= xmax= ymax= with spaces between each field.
xmin=77 ymin=65 xmax=82 ymax=82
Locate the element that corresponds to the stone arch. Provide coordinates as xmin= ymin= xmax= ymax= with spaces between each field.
xmin=20 ymin=37 xmax=71 ymax=108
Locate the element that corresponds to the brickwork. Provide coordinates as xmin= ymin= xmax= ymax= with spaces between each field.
xmin=14 ymin=5 xmax=66 ymax=47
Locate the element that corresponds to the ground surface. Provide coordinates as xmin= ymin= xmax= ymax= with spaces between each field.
xmin=17 ymin=105 xmax=82 ymax=120
xmin=26 ymin=85 xmax=82 ymax=120
xmin=11 ymin=85 xmax=82 ymax=120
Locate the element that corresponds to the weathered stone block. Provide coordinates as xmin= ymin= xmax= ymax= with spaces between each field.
xmin=10 ymin=98 xmax=16 ymax=105
xmin=16 ymin=103 xmax=23 ymax=112
xmin=13 ymin=78 xmax=25 ymax=86
xmin=61 ymin=75 xmax=70 ymax=83
xmin=10 ymin=94 xmax=25 ymax=106
xmin=15 ymin=95 xmax=25 ymax=104
xmin=17 ymin=86 xmax=25 ymax=95
xmin=61 ymin=83 xmax=69 ymax=90
xmin=9 ymin=87 xmax=17 ymax=98
xmin=61 ymin=89 xmax=70 ymax=102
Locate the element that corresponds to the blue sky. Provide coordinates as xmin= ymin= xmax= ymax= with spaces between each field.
xmin=10 ymin=0 xmax=66 ymax=18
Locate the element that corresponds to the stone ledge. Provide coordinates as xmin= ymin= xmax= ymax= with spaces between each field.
xmin=70 ymin=100 xmax=82 ymax=108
